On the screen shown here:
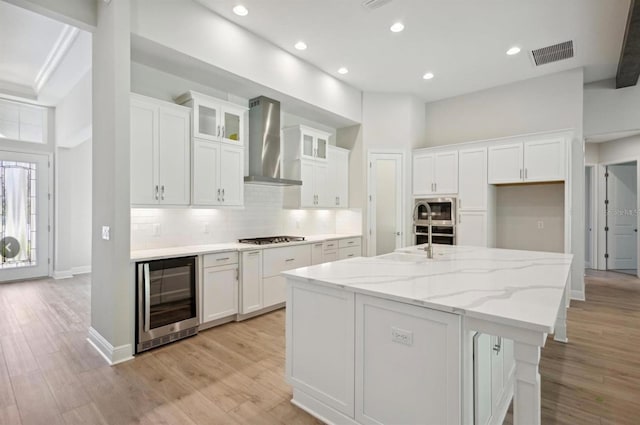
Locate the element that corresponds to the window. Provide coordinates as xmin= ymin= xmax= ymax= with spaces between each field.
xmin=0 ymin=99 xmax=47 ymax=144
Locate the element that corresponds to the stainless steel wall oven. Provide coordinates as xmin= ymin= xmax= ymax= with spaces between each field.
xmin=413 ymin=197 xmax=456 ymax=245
xmin=136 ymin=256 xmax=199 ymax=353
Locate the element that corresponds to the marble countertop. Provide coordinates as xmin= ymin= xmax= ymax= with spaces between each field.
xmin=282 ymin=244 xmax=573 ymax=333
xmin=130 ymin=233 xmax=362 ymax=261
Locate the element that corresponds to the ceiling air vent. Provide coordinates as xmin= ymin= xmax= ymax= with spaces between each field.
xmin=531 ymin=41 xmax=574 ymax=66
xmin=362 ymin=0 xmax=392 ymax=10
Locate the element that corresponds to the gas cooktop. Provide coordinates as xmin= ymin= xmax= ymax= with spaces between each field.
xmin=238 ymin=236 xmax=306 ymax=245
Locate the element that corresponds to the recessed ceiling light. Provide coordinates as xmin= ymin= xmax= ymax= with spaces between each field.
xmin=422 ymin=72 xmax=434 ymax=80
xmin=233 ymin=5 xmax=248 ymax=16
xmin=294 ymin=41 xmax=307 ymax=51
xmin=338 ymin=67 xmax=349 ymax=75
xmin=506 ymin=46 xmax=521 ymax=56
xmin=390 ymin=22 xmax=405 ymax=33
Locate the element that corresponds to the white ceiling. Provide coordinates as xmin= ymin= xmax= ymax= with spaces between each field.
xmin=197 ymin=0 xmax=630 ymax=102
xmin=585 ymin=130 xmax=640 ymax=144
xmin=0 ymin=0 xmax=91 ymax=105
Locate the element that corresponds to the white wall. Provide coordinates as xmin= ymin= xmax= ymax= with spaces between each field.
xmin=421 ymin=68 xmax=585 ymax=298
xmin=584 ymin=79 xmax=640 ymax=138
xmin=55 ymin=139 xmax=91 ymax=275
xmin=55 ymin=69 xmax=91 ymax=148
xmin=130 ymin=0 xmax=361 ymax=123
xmin=131 ymin=185 xmax=360 ymax=250
xmin=585 ymin=143 xmax=600 ymax=164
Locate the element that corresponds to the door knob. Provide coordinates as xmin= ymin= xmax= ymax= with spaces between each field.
xmin=396 ymin=232 xmax=401 ymax=236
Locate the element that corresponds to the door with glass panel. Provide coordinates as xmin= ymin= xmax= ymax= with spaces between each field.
xmin=0 ymin=151 xmax=50 ymax=282
xmin=368 ymin=153 xmax=404 ymax=256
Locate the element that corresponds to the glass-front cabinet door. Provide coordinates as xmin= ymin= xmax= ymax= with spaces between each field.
xmin=316 ymin=136 xmax=328 ymax=160
xmin=221 ymin=108 xmax=243 ymax=144
xmin=194 ymin=99 xmax=220 ymax=141
xmin=302 ymin=132 xmax=315 ymax=159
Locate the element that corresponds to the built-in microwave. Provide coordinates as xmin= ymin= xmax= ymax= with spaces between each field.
xmin=413 ymin=197 xmax=456 ymax=226
xmin=136 ymin=256 xmax=199 ymax=353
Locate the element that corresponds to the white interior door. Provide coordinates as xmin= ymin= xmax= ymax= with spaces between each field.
xmin=608 ymin=163 xmax=637 ymax=271
xmin=0 ymin=150 xmax=50 ymax=282
xmin=369 ymin=153 xmax=403 ymax=256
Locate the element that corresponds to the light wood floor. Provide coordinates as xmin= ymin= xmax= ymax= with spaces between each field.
xmin=1 ymin=271 xmax=639 ymax=425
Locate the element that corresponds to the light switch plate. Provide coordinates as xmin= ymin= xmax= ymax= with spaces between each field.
xmin=102 ymin=226 xmax=110 ymax=241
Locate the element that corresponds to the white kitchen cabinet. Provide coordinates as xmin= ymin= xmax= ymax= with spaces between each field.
xmin=283 ymin=125 xmax=330 ymax=162
xmin=458 ymin=148 xmax=487 ymax=210
xmin=263 ymin=275 xmax=286 ymax=307
xmin=284 ymin=159 xmax=330 ymax=208
xmin=488 ymin=138 xmax=565 ymax=184
xmin=355 ymin=294 xmax=461 ymax=425
xmin=328 ymin=146 xmax=349 ymax=207
xmin=176 ymin=91 xmax=246 ymax=146
xmin=473 ymin=334 xmax=514 ymax=425
xmin=458 ymin=211 xmax=488 ymax=247
xmin=191 ymin=140 xmax=244 ymax=206
xmin=130 ymin=94 xmax=191 ymax=206
xmin=412 ymin=150 xmax=458 ymax=196
xmin=339 ymin=245 xmax=361 ymax=260
xmin=323 ymin=250 xmax=339 ymax=262
xmin=240 ymin=250 xmax=262 ymax=314
xmin=311 ymin=242 xmax=324 ymax=265
xmin=261 ymin=244 xmax=311 ymax=307
xmin=201 ymin=251 xmax=239 ymax=327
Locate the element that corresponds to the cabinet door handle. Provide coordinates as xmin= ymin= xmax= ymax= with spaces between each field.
xmin=222 ymin=188 xmax=225 ymax=202
xmin=155 ymin=185 xmax=159 ymax=200
xmin=493 ymin=336 xmax=502 ymax=354
xmin=315 ymin=243 xmax=323 ymax=247
xmin=248 ymin=251 xmax=260 ymax=256
xmin=217 ymin=125 xmax=220 ymax=137
xmin=217 ymin=188 xmax=221 ymax=202
xmin=161 ymin=185 xmax=165 ymax=200
xmin=285 ymin=258 xmax=295 ymax=262
xmin=459 ymin=198 xmax=462 ymax=209
xmin=216 ymin=257 xmax=230 ymax=261
xmin=525 ymin=168 xmax=528 ymax=179
xmin=347 ymin=254 xmax=354 ymax=257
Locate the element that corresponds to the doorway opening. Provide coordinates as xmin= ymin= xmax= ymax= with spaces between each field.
xmin=605 ymin=161 xmax=638 ymax=276
xmin=368 ymin=151 xmax=404 ymax=256
xmin=585 ymin=165 xmax=596 ymax=269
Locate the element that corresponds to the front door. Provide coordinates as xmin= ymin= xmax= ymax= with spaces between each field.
xmin=0 ymin=150 xmax=50 ymax=282
xmin=368 ymin=153 xmax=403 ymax=256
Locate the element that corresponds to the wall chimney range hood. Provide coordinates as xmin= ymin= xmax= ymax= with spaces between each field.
xmin=245 ymin=96 xmax=302 ymax=186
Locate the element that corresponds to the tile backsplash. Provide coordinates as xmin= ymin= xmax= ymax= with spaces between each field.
xmin=131 ymin=185 xmax=362 ymax=250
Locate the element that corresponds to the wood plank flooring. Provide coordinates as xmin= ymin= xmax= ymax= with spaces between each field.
xmin=0 ymin=270 xmax=638 ymax=424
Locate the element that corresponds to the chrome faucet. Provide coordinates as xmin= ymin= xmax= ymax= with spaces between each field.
xmin=413 ymin=200 xmax=433 ymax=259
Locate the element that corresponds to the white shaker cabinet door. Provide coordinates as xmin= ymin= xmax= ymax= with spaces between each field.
xmin=240 ymin=250 xmax=263 ymax=314
xmin=201 ymin=265 xmax=238 ymax=323
xmin=192 ymin=140 xmax=220 ymax=205
xmin=524 ymin=138 xmax=565 ymax=182
xmin=130 ymin=100 xmax=158 ymax=205
xmin=488 ymin=143 xmax=523 ymax=184
xmin=158 ymin=106 xmax=190 ymax=205
xmin=300 ymin=160 xmax=316 ymax=207
xmin=458 ymin=148 xmax=487 ymax=210
xmin=457 ymin=211 xmax=487 ymax=247
xmin=314 ymin=162 xmax=330 ymax=207
xmin=311 ymin=242 xmax=324 ymax=265
xmin=434 ymin=151 xmax=458 ymax=194
xmin=413 ymin=153 xmax=435 ymax=195
xmin=220 ymin=144 xmax=244 ymax=206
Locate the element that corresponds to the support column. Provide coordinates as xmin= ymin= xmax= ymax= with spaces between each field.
xmin=554 ymin=283 xmax=569 ymax=343
xmin=88 ymin=0 xmax=132 ymax=365
xmin=513 ymin=342 xmax=542 ymax=425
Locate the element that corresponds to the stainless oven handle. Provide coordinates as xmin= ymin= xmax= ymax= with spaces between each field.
xmin=144 ymin=263 xmax=151 ymax=333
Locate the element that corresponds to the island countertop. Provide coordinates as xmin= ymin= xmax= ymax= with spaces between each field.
xmin=282 ymin=244 xmax=573 ymax=334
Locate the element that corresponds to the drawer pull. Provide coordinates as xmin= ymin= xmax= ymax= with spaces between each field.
xmin=315 ymin=243 xmax=323 ymax=247
xmin=347 ymin=254 xmax=354 ymax=257
xmin=326 ymin=244 xmax=335 ymax=248
xmin=248 ymin=251 xmax=260 ymax=256
xmin=347 ymin=241 xmax=354 ymax=244
xmin=216 ymin=257 xmax=230 ymax=261
xmin=285 ymin=258 xmax=295 ymax=262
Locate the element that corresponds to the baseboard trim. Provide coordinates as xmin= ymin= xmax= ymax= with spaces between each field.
xmin=571 ymin=290 xmax=586 ymax=301
xmin=71 ymin=265 xmax=91 ymax=275
xmin=87 ymin=327 xmax=134 ymax=366
xmin=53 ymin=270 xmax=73 ymax=280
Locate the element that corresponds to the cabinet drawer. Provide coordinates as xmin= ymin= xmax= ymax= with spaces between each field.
xmin=203 ymin=251 xmax=238 ymax=268
xmin=339 ymin=246 xmax=361 ymax=260
xmin=338 ymin=237 xmax=361 ymax=249
xmin=323 ymin=240 xmax=339 ymax=251
xmin=263 ymin=244 xmax=311 ymax=277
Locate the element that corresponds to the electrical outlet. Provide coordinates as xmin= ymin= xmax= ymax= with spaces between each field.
xmin=391 ymin=327 xmax=413 ymax=346
xmin=101 ymin=226 xmax=110 ymax=241
xmin=203 ymin=223 xmax=210 ymax=234
xmin=153 ymin=223 xmax=161 ymax=236
xmin=537 ymin=221 xmax=544 ymax=229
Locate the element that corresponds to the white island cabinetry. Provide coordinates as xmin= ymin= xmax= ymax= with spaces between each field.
xmin=284 ymin=245 xmax=573 ymax=425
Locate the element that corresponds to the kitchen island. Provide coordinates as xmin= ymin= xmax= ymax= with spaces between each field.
xmin=283 ymin=244 xmax=572 ymax=425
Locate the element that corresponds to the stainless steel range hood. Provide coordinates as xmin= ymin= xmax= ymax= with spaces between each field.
xmin=245 ymin=96 xmax=302 ymax=186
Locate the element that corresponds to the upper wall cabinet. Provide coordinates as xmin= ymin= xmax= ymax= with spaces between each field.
xmin=413 ymin=150 xmax=458 ymax=196
xmin=458 ymin=147 xmax=487 ymax=210
xmin=191 ymin=140 xmax=244 ymax=206
xmin=130 ymin=94 xmax=191 ymax=206
xmin=176 ymin=91 xmax=247 ymax=146
xmin=283 ymin=125 xmax=330 ymax=162
xmin=328 ymin=145 xmax=350 ymax=208
xmin=488 ymin=137 xmax=565 ymax=184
